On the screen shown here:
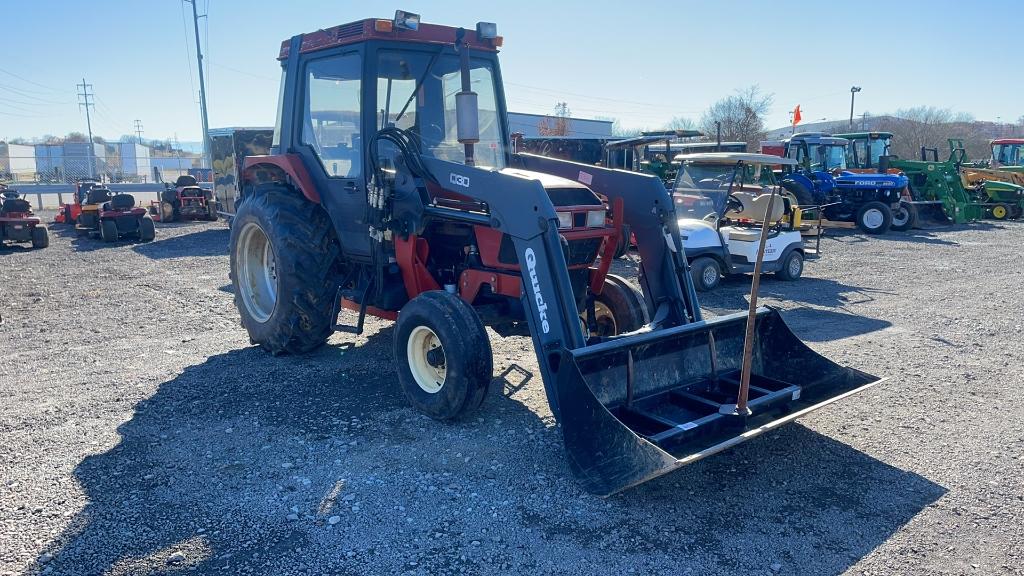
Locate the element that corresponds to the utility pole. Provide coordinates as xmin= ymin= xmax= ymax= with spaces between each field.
xmin=185 ymin=0 xmax=211 ymax=170
xmin=134 ymin=119 xmax=144 ymax=144
xmin=849 ymin=86 xmax=861 ymax=129
xmin=77 ymin=79 xmax=96 ymax=177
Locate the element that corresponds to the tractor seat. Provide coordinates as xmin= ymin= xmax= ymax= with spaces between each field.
xmin=726 ymin=192 xmax=785 ymax=223
xmin=175 ymin=175 xmax=199 ymax=187
xmin=1 ymin=197 xmax=31 ymax=214
xmin=109 ymin=194 xmax=136 ymax=210
xmin=86 ymin=188 xmax=113 ymax=204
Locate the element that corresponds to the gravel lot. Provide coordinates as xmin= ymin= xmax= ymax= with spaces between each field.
xmin=2 ymin=214 xmax=1022 ymax=575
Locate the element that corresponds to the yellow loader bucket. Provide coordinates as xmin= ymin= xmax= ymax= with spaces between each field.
xmin=554 ymin=307 xmax=881 ymax=496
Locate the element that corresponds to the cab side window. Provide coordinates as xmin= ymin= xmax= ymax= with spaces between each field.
xmin=303 ymin=53 xmax=362 ymax=178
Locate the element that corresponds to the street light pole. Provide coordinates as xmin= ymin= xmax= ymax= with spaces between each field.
xmin=849 ymin=86 xmax=861 ymax=129
xmin=186 ymin=0 xmax=211 ymax=171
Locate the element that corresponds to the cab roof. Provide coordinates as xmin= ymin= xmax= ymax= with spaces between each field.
xmin=834 ymin=131 xmax=893 ymax=139
xmin=279 ymin=18 xmax=500 ymax=60
xmin=992 ymin=138 xmax=1024 ymax=145
xmin=673 ymin=152 xmax=797 ymax=166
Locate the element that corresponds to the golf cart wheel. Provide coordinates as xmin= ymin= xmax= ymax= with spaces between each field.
xmin=30 ymin=226 xmax=49 ymax=249
xmin=690 ymin=257 xmax=722 ymax=292
xmin=855 ymin=201 xmax=892 ymax=234
xmin=394 ymin=291 xmax=493 ymax=421
xmin=990 ymin=203 xmax=1011 ymax=220
xmin=775 ymin=250 xmax=804 ymax=281
xmin=161 ymin=201 xmax=179 ymax=223
xmin=890 ymin=202 xmax=917 ymax=232
xmin=139 ymin=215 xmax=156 ymax=242
xmin=587 ymin=273 xmax=646 ymax=337
xmin=229 ymin=184 xmax=340 ymax=355
xmin=100 ymin=220 xmax=118 ymax=242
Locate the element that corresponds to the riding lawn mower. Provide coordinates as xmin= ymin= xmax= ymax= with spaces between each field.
xmin=75 ymin=185 xmax=156 ymax=243
xmin=0 ymin=184 xmax=49 ymax=249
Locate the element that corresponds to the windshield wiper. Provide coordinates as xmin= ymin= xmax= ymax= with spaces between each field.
xmin=393 ymin=45 xmax=446 ymax=126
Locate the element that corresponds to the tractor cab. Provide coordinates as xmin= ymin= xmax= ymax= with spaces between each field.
xmin=784 ymin=132 xmax=849 ymax=173
xmin=603 ymin=130 xmax=704 ymax=184
xmin=835 ymin=132 xmax=894 ymax=171
xmin=990 ymin=138 xmax=1024 ymax=172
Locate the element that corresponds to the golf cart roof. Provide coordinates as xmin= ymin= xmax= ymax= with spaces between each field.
xmin=834 ymin=131 xmax=893 ymax=140
xmin=605 ymin=130 xmax=704 ymax=149
xmin=673 ymin=152 xmax=797 ymax=166
xmin=992 ymin=138 xmax=1024 ymax=145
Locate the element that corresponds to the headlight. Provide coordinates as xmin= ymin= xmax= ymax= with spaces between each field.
xmin=586 ymin=210 xmax=606 ymax=228
xmin=556 ymin=212 xmax=573 ymax=229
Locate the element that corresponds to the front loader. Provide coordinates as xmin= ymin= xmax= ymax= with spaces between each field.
xmin=229 ymin=12 xmax=880 ymax=495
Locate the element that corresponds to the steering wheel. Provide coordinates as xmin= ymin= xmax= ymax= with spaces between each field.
xmin=417 ymin=122 xmax=446 ymax=146
xmin=726 ymin=193 xmax=745 ymax=214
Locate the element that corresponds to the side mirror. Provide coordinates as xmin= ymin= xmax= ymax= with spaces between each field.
xmin=455 ymin=91 xmax=480 ymax=144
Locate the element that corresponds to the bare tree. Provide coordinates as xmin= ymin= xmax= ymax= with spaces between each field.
xmin=874 ymin=107 xmax=993 ymax=161
xmin=538 ymin=102 xmax=571 ymax=137
xmin=665 ymin=116 xmax=696 ymax=131
xmin=699 ymin=85 xmax=773 ymax=150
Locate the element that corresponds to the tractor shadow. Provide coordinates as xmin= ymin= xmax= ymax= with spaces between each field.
xmin=48 ymin=224 xmax=148 ymax=252
xmin=31 ymin=326 xmax=938 ymax=576
xmin=132 ymin=228 xmax=230 ymax=259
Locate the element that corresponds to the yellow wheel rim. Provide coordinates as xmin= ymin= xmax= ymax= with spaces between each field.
xmin=993 ymin=205 xmax=1007 ymax=219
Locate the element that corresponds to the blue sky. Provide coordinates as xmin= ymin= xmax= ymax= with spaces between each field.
xmin=2 ymin=0 xmax=1021 ymax=143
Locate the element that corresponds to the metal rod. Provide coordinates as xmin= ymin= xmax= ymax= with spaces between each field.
xmin=187 ymin=0 xmax=211 ymax=170
xmin=625 ymin=349 xmax=635 ymax=409
xmin=737 ymin=187 xmax=779 ymax=414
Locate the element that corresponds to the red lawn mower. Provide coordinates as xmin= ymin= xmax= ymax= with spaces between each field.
xmin=75 ymin=185 xmax=155 ymax=243
xmin=151 ymin=175 xmax=218 ymax=222
xmin=0 ymin=184 xmax=49 ymax=249
xmin=54 ymin=177 xmax=103 ymax=226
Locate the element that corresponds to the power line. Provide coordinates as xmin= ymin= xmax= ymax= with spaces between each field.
xmin=0 ymin=67 xmax=64 ymax=93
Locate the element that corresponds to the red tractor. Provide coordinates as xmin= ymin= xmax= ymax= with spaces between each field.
xmin=0 ymin=184 xmax=49 ymax=249
xmin=152 ymin=175 xmax=218 ymax=222
xmin=229 ymin=12 xmax=879 ymax=495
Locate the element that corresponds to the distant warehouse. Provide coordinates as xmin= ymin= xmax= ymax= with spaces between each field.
xmin=507 ymin=112 xmax=613 ymax=139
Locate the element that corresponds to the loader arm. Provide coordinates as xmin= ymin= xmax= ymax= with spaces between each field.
xmin=514 ymin=153 xmax=701 ymax=326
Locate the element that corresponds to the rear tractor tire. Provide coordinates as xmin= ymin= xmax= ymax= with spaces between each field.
xmin=229 ymin=185 xmax=340 ymax=355
xmin=587 ymin=273 xmax=647 ymax=337
xmin=394 ymin=291 xmax=493 ymax=421
xmin=100 ymin=219 xmax=119 ymax=243
xmin=31 ymin=226 xmax=49 ymax=249
xmin=889 ymin=202 xmax=917 ymax=232
xmin=855 ymin=201 xmax=892 ymax=234
xmin=689 ymin=256 xmax=722 ymax=292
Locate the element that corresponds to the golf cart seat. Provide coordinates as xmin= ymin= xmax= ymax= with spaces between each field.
xmin=109 ymin=193 xmax=136 ymax=210
xmin=727 ymin=192 xmax=785 ymax=223
xmin=175 ymin=175 xmax=198 ymax=187
xmin=86 ymin=187 xmax=113 ymax=205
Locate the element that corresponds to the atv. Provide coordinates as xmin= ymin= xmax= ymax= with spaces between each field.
xmin=153 ymin=175 xmax=218 ymax=222
xmin=76 ymin=185 xmax=155 ymax=243
xmin=0 ymin=185 xmax=49 ymax=249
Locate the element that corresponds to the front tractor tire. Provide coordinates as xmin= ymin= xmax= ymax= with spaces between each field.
xmin=890 ymin=202 xmax=917 ymax=232
xmin=588 ymin=274 xmax=647 ymax=337
xmin=394 ymin=291 xmax=493 ymax=421
xmin=856 ymin=201 xmax=892 ymax=234
xmin=229 ymin=185 xmax=340 ymax=355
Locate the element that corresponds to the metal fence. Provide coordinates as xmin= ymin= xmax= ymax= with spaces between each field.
xmin=1 ymin=152 xmax=201 ymax=186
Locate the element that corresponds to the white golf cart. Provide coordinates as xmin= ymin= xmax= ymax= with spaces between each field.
xmin=673 ymin=153 xmax=816 ymax=291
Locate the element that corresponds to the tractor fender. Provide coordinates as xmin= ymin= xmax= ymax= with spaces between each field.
xmin=241 ymin=154 xmax=321 ymax=204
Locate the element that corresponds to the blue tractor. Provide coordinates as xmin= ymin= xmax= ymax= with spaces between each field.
xmin=779 ymin=133 xmax=909 ymax=234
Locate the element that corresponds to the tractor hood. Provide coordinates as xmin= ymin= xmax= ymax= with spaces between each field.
xmin=500 ymin=168 xmax=602 ymax=206
xmin=834 ymin=172 xmax=908 ymax=189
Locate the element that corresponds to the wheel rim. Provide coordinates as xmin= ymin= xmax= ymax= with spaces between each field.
xmin=407 ymin=326 xmax=446 ymax=393
xmin=588 ymin=301 xmax=618 ymax=337
xmin=993 ymin=205 xmax=1007 ymax=219
xmin=702 ymin=265 xmax=718 ymax=287
xmin=862 ymin=208 xmax=885 ymax=229
xmin=788 ymin=255 xmax=802 ymax=277
xmin=237 ymin=222 xmax=278 ymax=323
xmin=892 ymin=207 xmax=910 ymax=226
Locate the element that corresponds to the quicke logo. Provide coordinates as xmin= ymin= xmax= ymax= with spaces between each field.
xmin=524 ymin=248 xmax=550 ymax=334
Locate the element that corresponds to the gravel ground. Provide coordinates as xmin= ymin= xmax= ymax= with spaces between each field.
xmin=1 ymin=213 xmax=1022 ymax=575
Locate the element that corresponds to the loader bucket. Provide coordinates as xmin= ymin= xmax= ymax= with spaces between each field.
xmin=909 ymin=201 xmax=952 ymax=229
xmin=555 ymin=307 xmax=881 ymax=496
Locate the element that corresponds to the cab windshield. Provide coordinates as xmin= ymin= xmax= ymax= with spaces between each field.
xmin=993 ymin=143 xmax=1023 ymax=167
xmin=791 ymin=142 xmax=846 ymax=171
xmin=377 ymin=50 xmax=506 ymax=169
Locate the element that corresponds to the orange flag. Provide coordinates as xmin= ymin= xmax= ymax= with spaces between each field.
xmin=792 ymin=105 xmax=802 ymax=127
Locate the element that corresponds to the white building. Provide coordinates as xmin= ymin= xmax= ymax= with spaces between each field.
xmin=119 ymin=142 xmax=152 ymax=179
xmin=507 ymin=112 xmax=613 ymax=140
xmin=0 ymin=143 xmax=37 ymax=181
